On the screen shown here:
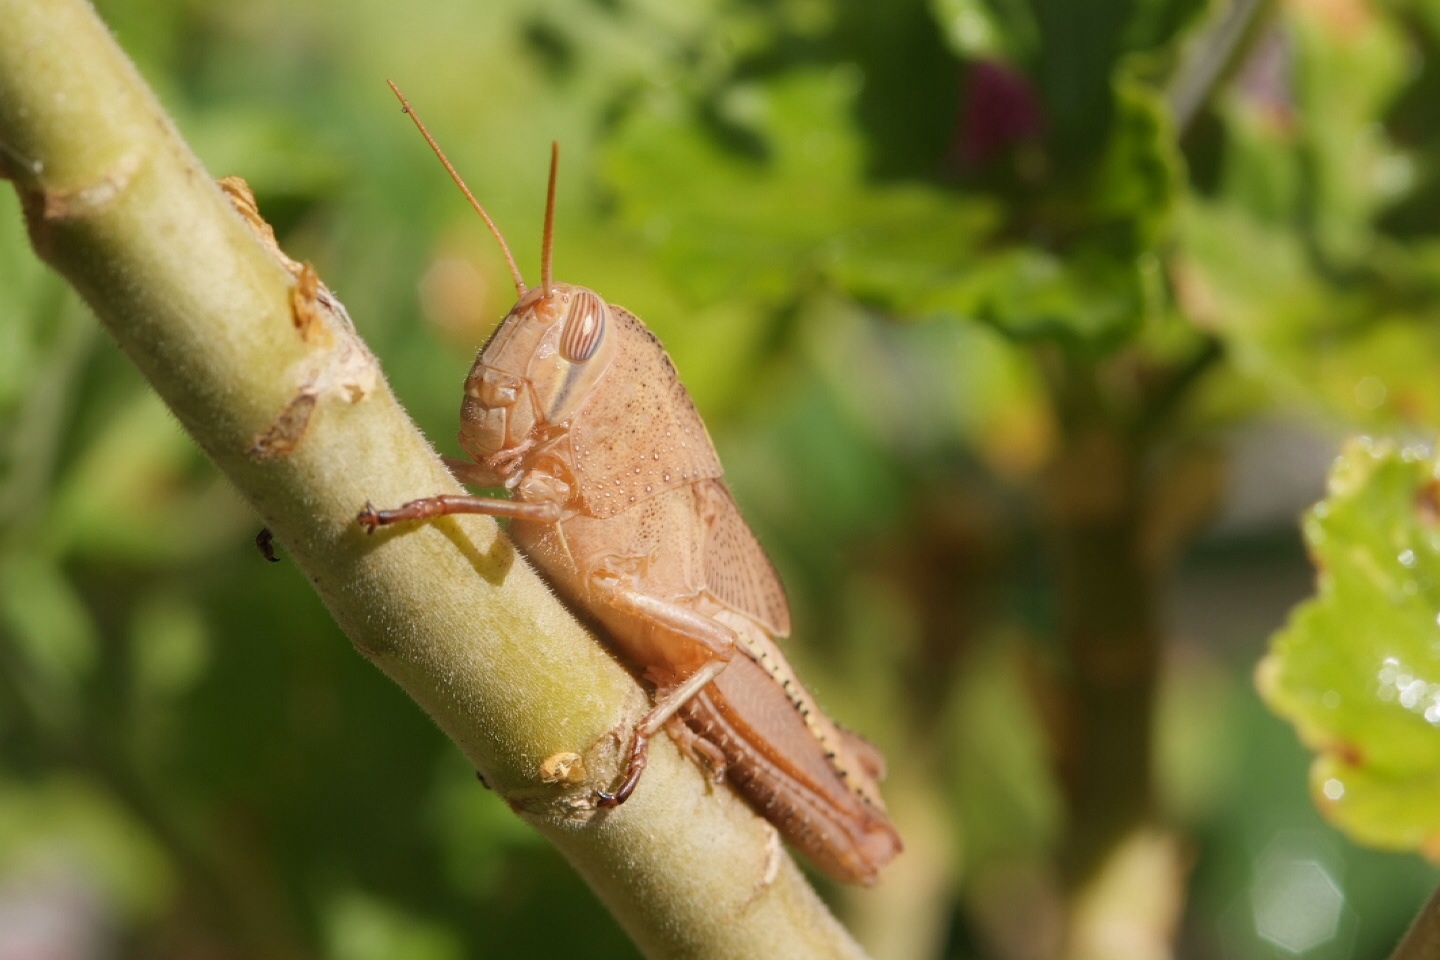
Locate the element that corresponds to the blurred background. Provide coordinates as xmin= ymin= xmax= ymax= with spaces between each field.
xmin=3 ymin=0 xmax=1440 ymax=957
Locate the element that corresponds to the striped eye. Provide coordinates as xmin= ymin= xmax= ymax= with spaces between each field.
xmin=559 ymin=290 xmax=607 ymax=363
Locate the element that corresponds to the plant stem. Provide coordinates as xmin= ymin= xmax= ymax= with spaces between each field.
xmin=1047 ymin=423 xmax=1159 ymax=885
xmin=0 ymin=2 xmax=868 ymax=957
xmin=1391 ymin=883 xmax=1440 ymax=960
xmin=1166 ymin=0 xmax=1274 ymax=136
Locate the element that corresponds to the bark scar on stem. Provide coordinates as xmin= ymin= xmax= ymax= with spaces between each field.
xmin=504 ymin=782 xmax=605 ymax=822
xmin=219 ymin=176 xmax=379 ymax=460
xmin=759 ymin=827 xmax=783 ymax=890
xmin=725 ymin=824 xmax=784 ymax=920
xmin=220 ymin=175 xmax=304 ymax=273
xmin=539 ymin=751 xmax=587 ymax=786
xmin=504 ymin=722 xmax=637 ymax=822
xmin=2 ymin=149 xmax=144 ymax=258
xmin=39 ymin=150 xmax=144 ymax=218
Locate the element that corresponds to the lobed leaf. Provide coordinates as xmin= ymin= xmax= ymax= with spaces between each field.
xmin=1259 ymin=438 xmax=1440 ymax=858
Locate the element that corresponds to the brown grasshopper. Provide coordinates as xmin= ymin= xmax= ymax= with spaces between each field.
xmin=359 ymin=82 xmax=901 ymax=884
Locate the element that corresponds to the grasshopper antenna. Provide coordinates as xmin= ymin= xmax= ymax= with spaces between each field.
xmin=386 ymin=80 xmax=527 ymax=299
xmin=541 ymin=141 xmax=558 ymax=299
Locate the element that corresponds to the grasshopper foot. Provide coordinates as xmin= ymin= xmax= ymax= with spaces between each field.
xmin=357 ymin=501 xmax=384 ymax=533
xmin=596 ymin=726 xmax=652 ymax=808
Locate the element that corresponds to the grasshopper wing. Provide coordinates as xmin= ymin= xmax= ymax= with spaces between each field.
xmin=698 ymin=479 xmax=792 ymax=638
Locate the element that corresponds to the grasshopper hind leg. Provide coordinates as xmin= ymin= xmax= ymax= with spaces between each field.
xmin=586 ymin=567 xmax=741 ymax=806
xmin=596 ymin=657 xmax=730 ymax=806
xmin=665 ymin=716 xmax=727 ymax=784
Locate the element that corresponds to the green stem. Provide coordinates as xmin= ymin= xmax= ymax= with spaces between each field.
xmin=0 ymin=2 xmax=867 ymax=957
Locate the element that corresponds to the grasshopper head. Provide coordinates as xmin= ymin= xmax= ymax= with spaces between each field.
xmin=457 ymin=282 xmax=616 ymax=464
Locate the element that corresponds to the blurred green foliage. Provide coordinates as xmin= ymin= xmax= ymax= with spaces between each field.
xmin=4 ymin=0 xmax=1440 ymax=957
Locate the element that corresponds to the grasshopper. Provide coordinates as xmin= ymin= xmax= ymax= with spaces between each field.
xmin=359 ymin=82 xmax=901 ymax=884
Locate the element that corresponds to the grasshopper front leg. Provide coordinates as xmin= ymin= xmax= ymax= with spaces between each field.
xmin=357 ymin=446 xmax=564 ymax=529
xmin=358 ymin=493 xmax=561 ymax=528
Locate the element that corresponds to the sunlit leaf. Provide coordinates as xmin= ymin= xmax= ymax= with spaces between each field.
xmin=1258 ymin=438 xmax=1440 ymax=858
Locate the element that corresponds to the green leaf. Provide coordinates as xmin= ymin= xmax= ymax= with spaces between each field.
xmin=1179 ymin=199 xmax=1440 ymax=428
xmin=130 ymin=591 xmax=211 ymax=701
xmin=929 ymin=0 xmax=1033 ymax=60
xmin=933 ymin=245 xmax=1147 ymax=348
xmin=1095 ymin=57 xmax=1183 ymax=252
xmin=1258 ymin=438 xmax=1440 ymax=858
xmin=603 ymin=66 xmax=867 ymax=306
xmin=823 ymin=184 xmax=998 ymax=313
xmin=50 ymin=390 xmax=248 ymax=563
xmin=325 ymin=889 xmax=464 ymax=960
xmin=0 ymin=554 xmax=97 ymax=700
xmin=1289 ymin=2 xmax=1411 ymax=266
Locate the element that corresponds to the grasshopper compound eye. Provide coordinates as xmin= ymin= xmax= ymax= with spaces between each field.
xmin=559 ymin=290 xmax=607 ymax=363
